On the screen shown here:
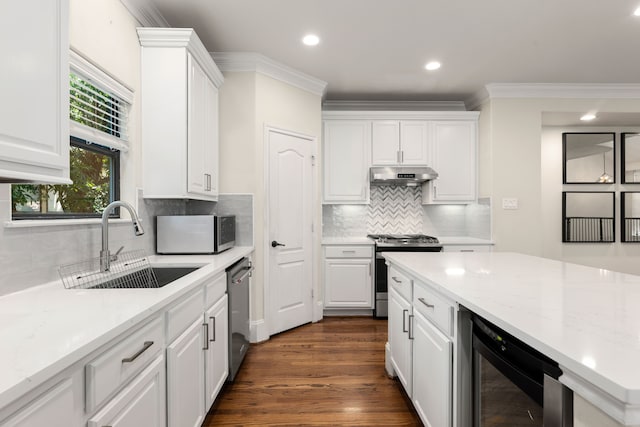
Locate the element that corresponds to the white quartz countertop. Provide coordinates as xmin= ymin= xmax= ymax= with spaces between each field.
xmin=383 ymin=251 xmax=640 ymax=424
xmin=0 ymin=246 xmax=253 ymax=410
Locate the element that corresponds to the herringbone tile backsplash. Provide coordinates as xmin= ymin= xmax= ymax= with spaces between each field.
xmin=366 ymin=186 xmax=423 ymax=234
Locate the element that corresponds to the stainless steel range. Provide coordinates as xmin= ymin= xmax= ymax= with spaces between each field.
xmin=368 ymin=234 xmax=443 ymax=318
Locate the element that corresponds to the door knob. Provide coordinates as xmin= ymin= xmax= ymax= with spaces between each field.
xmin=271 ymin=240 xmax=285 ymax=248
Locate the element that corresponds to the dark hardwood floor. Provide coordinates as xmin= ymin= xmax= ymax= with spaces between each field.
xmin=204 ymin=317 xmax=421 ymax=426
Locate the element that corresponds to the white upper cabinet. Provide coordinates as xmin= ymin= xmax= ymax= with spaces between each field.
xmin=0 ymin=0 xmax=71 ymax=184
xmin=371 ymin=121 xmax=430 ymax=166
xmin=138 ymin=28 xmax=224 ymax=201
xmin=423 ymin=120 xmax=477 ymax=204
xmin=322 ymin=120 xmax=371 ymax=204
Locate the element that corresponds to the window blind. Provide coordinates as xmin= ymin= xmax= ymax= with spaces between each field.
xmin=69 ymin=50 xmax=132 ymax=152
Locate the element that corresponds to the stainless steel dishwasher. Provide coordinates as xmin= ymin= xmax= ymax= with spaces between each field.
xmin=226 ymin=257 xmax=252 ymax=381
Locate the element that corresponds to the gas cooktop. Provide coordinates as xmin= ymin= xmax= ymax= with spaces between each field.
xmin=367 ymin=234 xmax=441 ymax=248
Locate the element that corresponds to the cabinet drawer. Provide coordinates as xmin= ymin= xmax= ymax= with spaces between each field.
xmin=85 ymin=316 xmax=163 ymax=412
xmin=166 ymin=288 xmax=204 ymax=343
xmin=413 ymin=281 xmax=454 ymax=336
xmin=388 ymin=266 xmax=412 ymax=301
xmin=325 ymin=245 xmax=373 ymax=258
xmin=205 ymin=272 xmax=226 ymax=308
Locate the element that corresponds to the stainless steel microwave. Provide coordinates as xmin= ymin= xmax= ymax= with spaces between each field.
xmin=156 ymin=215 xmax=235 ymax=254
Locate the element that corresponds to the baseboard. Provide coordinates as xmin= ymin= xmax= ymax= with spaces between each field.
xmin=250 ymin=318 xmax=269 ymax=343
xmin=323 ymin=308 xmax=374 ymax=317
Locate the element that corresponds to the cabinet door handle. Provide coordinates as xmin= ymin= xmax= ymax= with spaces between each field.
xmin=121 ymin=341 xmax=153 ymax=364
xmin=418 ymin=297 xmax=435 ymax=309
xmin=408 ymin=314 xmax=414 ymax=340
xmin=397 ymin=150 xmax=401 ymax=164
xmin=391 ymin=276 xmax=402 ymax=284
xmin=402 ymin=309 xmax=408 ymax=332
xmin=401 ymin=150 xmax=404 ymax=163
xmin=210 ymin=316 xmax=216 ymax=342
xmin=203 ymin=323 xmax=209 ymax=350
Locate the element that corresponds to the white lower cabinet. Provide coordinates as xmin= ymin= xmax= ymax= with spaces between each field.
xmin=205 ymin=295 xmax=229 ymax=410
xmin=87 ymin=355 xmax=166 ymax=427
xmin=389 ymin=287 xmax=413 ymax=396
xmin=387 ymin=265 xmax=456 ymax=427
xmin=0 ymin=380 xmax=75 ymax=427
xmin=167 ymin=317 xmax=206 ymax=427
xmin=323 ymin=245 xmax=373 ymax=310
xmin=413 ymin=310 xmax=452 ymax=427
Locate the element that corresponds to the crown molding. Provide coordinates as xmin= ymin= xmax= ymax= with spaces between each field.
xmin=322 ymin=100 xmax=467 ymax=111
xmin=322 ymin=110 xmax=480 ymax=120
xmin=138 ymin=28 xmax=224 ymax=87
xmin=211 ymin=52 xmax=327 ymax=97
xmin=485 ymin=83 xmax=640 ymax=99
xmin=465 ymin=89 xmax=490 ymax=111
xmin=119 ymin=0 xmax=169 ymax=27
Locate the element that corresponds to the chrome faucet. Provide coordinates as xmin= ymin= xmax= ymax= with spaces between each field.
xmin=100 ymin=201 xmax=145 ymax=272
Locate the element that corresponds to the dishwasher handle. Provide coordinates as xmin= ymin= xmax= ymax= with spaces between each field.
xmin=232 ymin=265 xmax=254 ymax=284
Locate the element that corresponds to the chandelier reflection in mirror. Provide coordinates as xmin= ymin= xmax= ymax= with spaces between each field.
xmin=598 ymin=152 xmax=613 ymax=183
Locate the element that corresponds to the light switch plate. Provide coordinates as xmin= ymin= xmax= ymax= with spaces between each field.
xmin=502 ymin=198 xmax=519 ymax=210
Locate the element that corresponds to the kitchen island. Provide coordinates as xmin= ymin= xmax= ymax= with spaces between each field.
xmin=384 ymin=251 xmax=640 ymax=427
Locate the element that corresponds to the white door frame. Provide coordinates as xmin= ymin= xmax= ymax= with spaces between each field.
xmin=263 ymin=125 xmax=321 ymax=338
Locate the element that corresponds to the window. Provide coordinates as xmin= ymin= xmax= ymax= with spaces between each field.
xmin=11 ymin=50 xmax=132 ymax=220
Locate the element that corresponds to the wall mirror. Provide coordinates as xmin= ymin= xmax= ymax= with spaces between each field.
xmin=621 ymin=192 xmax=640 ymax=242
xmin=621 ymin=133 xmax=640 ymax=183
xmin=563 ymin=132 xmax=615 ymax=184
xmin=562 ymin=192 xmax=615 ymax=242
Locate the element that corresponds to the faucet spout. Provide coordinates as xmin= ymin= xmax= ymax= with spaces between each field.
xmin=100 ymin=201 xmax=144 ymax=272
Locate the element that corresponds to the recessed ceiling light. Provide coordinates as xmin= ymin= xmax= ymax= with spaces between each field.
xmin=302 ymin=34 xmax=320 ymax=46
xmin=425 ymin=61 xmax=441 ymax=71
xmin=634 ymin=7 xmax=640 ymax=16
xmin=580 ymin=113 xmax=597 ymax=121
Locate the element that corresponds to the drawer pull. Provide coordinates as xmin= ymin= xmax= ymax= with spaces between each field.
xmin=203 ymin=323 xmax=210 ymax=350
xmin=391 ymin=276 xmax=402 ymax=284
xmin=342 ymin=250 xmax=356 ymax=254
xmin=418 ymin=298 xmax=435 ymax=309
xmin=402 ymin=309 xmax=408 ymax=332
xmin=460 ymin=249 xmax=475 ymax=252
xmin=121 ymin=341 xmax=153 ymax=364
xmin=408 ymin=315 xmax=414 ymax=340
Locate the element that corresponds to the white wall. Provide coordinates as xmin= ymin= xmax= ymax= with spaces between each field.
xmin=218 ymin=71 xmax=322 ymax=330
xmin=479 ymin=96 xmax=640 ymax=273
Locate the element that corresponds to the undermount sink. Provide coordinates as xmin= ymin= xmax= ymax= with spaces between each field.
xmin=89 ymin=266 xmax=200 ymax=289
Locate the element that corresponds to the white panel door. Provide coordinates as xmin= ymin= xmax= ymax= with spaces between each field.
xmin=389 ymin=287 xmax=413 ymax=397
xmin=400 ymin=121 xmax=430 ymax=165
xmin=413 ymin=311 xmax=453 ymax=427
xmin=187 ymin=54 xmax=207 ymax=196
xmin=431 ymin=121 xmax=476 ymax=202
xmin=166 ymin=318 xmax=205 ymax=427
xmin=205 ymin=295 xmax=228 ymax=411
xmin=371 ymin=121 xmax=400 ymax=165
xmin=323 ymin=120 xmax=370 ymax=203
xmin=0 ymin=0 xmax=70 ymax=183
xmin=323 ymin=258 xmax=372 ymax=308
xmin=268 ymin=128 xmax=313 ymax=335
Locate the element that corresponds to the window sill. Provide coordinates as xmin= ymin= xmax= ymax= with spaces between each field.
xmin=4 ymin=218 xmax=137 ymax=229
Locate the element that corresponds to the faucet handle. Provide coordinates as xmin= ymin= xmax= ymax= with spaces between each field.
xmin=110 ymin=246 xmax=125 ymax=262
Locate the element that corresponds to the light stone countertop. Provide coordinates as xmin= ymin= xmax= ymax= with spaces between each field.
xmin=0 ymin=246 xmax=253 ymax=410
xmin=383 ymin=251 xmax=640 ymax=425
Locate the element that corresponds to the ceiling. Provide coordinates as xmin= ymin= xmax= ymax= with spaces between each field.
xmin=144 ymin=0 xmax=640 ymax=105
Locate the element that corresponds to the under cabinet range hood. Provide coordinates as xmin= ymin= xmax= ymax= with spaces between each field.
xmin=369 ymin=166 xmax=438 ymax=186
